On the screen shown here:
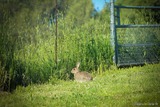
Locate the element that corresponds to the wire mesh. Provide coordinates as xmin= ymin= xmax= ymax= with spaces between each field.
xmin=110 ymin=0 xmax=160 ymax=66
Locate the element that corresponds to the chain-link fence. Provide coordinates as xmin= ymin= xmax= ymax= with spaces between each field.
xmin=110 ymin=0 xmax=160 ymax=66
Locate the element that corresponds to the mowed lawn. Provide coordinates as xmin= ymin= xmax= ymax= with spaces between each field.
xmin=0 ymin=64 xmax=160 ymax=107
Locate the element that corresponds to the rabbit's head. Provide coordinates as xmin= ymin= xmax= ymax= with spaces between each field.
xmin=71 ymin=62 xmax=80 ymax=74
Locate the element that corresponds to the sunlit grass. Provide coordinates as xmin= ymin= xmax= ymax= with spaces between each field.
xmin=1 ymin=1 xmax=159 ymax=91
xmin=0 ymin=64 xmax=160 ymax=107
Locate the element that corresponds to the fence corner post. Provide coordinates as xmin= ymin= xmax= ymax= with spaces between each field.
xmin=110 ymin=0 xmax=117 ymax=65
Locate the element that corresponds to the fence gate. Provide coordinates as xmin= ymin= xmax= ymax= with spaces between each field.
xmin=110 ymin=0 xmax=160 ymax=66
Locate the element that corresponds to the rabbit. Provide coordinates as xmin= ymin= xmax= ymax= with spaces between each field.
xmin=71 ymin=62 xmax=93 ymax=82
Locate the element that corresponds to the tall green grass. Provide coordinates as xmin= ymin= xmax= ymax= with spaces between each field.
xmin=15 ymin=18 xmax=112 ymax=83
xmin=0 ymin=8 xmax=112 ymax=90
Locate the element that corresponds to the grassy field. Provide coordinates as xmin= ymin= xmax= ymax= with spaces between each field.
xmin=0 ymin=64 xmax=160 ymax=107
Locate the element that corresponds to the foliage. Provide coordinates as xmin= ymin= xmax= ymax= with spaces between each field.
xmin=0 ymin=61 xmax=7 ymax=91
xmin=0 ymin=0 xmax=112 ymax=91
xmin=0 ymin=64 xmax=160 ymax=106
xmin=0 ymin=0 xmax=160 ymax=91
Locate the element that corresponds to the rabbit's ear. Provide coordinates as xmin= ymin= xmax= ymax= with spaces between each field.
xmin=76 ymin=62 xmax=80 ymax=68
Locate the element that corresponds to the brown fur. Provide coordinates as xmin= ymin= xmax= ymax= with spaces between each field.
xmin=71 ymin=62 xmax=92 ymax=82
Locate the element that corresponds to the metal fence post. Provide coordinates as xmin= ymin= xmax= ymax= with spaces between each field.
xmin=110 ymin=0 xmax=118 ymax=65
xmin=116 ymin=7 xmax=120 ymax=25
xmin=55 ymin=0 xmax=58 ymax=65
